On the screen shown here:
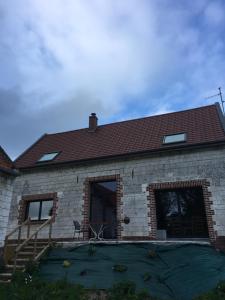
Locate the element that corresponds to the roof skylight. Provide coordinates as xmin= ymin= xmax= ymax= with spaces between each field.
xmin=163 ymin=133 xmax=186 ymax=144
xmin=38 ymin=152 xmax=59 ymax=162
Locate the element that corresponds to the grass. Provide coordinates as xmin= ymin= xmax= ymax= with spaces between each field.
xmin=0 ymin=269 xmax=225 ymax=300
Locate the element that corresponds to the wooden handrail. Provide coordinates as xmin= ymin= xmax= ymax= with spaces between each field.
xmin=5 ymin=219 xmax=30 ymax=241
xmin=13 ymin=216 xmax=53 ymax=272
xmin=16 ymin=217 xmax=53 ymax=253
xmin=34 ymin=244 xmax=50 ymax=262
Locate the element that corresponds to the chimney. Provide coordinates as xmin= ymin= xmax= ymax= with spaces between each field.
xmin=89 ymin=113 xmax=98 ymax=132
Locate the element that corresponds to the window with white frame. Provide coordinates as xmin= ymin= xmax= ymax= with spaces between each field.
xmin=163 ymin=133 xmax=186 ymax=144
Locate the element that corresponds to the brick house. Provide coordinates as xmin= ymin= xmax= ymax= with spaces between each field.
xmin=5 ymin=103 xmax=225 ymax=249
xmin=0 ymin=147 xmax=16 ymax=246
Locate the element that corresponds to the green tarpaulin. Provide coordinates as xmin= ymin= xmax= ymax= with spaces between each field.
xmin=39 ymin=243 xmax=225 ymax=300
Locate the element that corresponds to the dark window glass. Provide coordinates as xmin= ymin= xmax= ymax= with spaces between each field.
xmin=155 ymin=187 xmax=209 ymax=238
xmin=28 ymin=202 xmax=40 ymax=221
xmin=26 ymin=200 xmax=53 ymax=221
xmin=90 ymin=180 xmax=117 ymax=239
xmin=41 ymin=201 xmax=54 ymax=219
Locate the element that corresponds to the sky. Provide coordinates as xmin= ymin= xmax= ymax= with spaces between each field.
xmin=0 ymin=0 xmax=225 ymax=159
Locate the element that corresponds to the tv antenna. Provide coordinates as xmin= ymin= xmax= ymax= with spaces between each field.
xmin=205 ymin=87 xmax=224 ymax=114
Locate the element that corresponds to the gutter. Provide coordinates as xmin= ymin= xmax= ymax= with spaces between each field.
xmin=0 ymin=167 xmax=20 ymax=176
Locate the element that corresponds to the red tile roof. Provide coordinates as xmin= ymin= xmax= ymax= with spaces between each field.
xmin=15 ymin=103 xmax=225 ymax=169
xmin=0 ymin=146 xmax=13 ymax=170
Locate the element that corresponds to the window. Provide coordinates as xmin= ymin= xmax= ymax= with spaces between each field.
xmin=155 ymin=187 xmax=209 ymax=238
xmin=163 ymin=133 xmax=186 ymax=144
xmin=38 ymin=152 xmax=59 ymax=162
xmin=26 ymin=199 xmax=53 ymax=221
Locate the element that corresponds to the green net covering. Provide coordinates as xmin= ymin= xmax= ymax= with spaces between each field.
xmin=39 ymin=243 xmax=225 ymax=300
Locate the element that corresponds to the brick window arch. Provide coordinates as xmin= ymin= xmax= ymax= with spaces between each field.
xmin=147 ymin=180 xmax=216 ymax=242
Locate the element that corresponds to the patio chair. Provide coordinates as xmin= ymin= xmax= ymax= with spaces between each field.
xmin=73 ymin=220 xmax=87 ymax=240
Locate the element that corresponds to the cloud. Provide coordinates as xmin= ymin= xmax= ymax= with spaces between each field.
xmin=0 ymin=0 xmax=225 ymax=158
xmin=204 ymin=1 xmax=225 ymax=26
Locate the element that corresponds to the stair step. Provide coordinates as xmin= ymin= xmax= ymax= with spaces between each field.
xmin=13 ymin=258 xmax=30 ymax=265
xmin=0 ymin=273 xmax=13 ymax=278
xmin=0 ymin=279 xmax=11 ymax=283
xmin=5 ymin=244 xmax=47 ymax=249
xmin=18 ymin=251 xmax=34 ymax=256
xmin=6 ymin=264 xmax=25 ymax=270
xmin=23 ymin=246 xmax=44 ymax=249
xmin=6 ymin=241 xmax=49 ymax=247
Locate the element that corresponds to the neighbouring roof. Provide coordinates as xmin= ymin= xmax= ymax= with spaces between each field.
xmin=15 ymin=103 xmax=225 ymax=169
xmin=0 ymin=146 xmax=13 ymax=169
xmin=0 ymin=146 xmax=17 ymax=175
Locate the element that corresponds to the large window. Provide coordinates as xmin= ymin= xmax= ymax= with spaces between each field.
xmin=26 ymin=199 xmax=53 ymax=221
xmin=155 ymin=187 xmax=209 ymax=238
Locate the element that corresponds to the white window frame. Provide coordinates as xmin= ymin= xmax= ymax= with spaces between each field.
xmin=163 ymin=133 xmax=186 ymax=144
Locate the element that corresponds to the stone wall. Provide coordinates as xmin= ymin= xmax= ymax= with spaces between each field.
xmin=6 ymin=145 xmax=225 ymax=244
xmin=0 ymin=175 xmax=13 ymax=246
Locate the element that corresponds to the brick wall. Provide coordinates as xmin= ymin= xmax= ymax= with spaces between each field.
xmin=6 ymin=145 xmax=225 ymax=247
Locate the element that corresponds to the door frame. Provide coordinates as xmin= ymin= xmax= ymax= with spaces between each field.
xmin=83 ymin=175 xmax=123 ymax=240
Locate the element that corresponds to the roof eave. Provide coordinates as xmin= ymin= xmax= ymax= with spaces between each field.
xmin=0 ymin=167 xmax=20 ymax=176
xmin=16 ymin=139 xmax=225 ymax=171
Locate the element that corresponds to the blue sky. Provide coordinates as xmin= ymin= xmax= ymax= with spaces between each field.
xmin=0 ymin=0 xmax=225 ymax=159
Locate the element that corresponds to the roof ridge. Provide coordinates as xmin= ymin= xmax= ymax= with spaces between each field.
xmin=47 ymin=103 xmax=217 ymax=137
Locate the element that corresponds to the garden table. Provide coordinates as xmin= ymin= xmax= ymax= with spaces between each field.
xmin=89 ymin=222 xmax=109 ymax=241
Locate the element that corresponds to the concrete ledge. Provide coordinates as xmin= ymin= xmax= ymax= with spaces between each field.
xmin=56 ymin=239 xmax=211 ymax=248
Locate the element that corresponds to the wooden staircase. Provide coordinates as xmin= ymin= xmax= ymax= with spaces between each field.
xmin=0 ymin=217 xmax=53 ymax=283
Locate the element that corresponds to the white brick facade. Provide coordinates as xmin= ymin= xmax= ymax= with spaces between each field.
xmin=0 ymin=175 xmax=13 ymax=246
xmin=6 ymin=145 xmax=225 ymax=244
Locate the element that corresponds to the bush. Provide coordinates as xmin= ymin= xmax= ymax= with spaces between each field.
xmin=194 ymin=281 xmax=225 ymax=300
xmin=108 ymin=280 xmax=155 ymax=300
xmin=1 ymin=272 xmax=225 ymax=300
xmin=0 ymin=271 xmax=88 ymax=300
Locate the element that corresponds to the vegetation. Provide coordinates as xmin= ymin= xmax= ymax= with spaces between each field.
xmin=147 ymin=250 xmax=158 ymax=259
xmin=88 ymin=244 xmax=97 ymax=256
xmin=108 ymin=280 xmax=155 ymax=300
xmin=112 ymin=264 xmax=127 ymax=272
xmin=0 ymin=271 xmax=157 ymax=300
xmin=142 ymin=272 xmax=151 ymax=282
xmin=193 ymin=281 xmax=225 ymax=300
xmin=0 ymin=272 xmax=88 ymax=300
xmin=0 ymin=263 xmax=224 ymax=300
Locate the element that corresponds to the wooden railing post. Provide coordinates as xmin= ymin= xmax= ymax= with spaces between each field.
xmin=33 ymin=232 xmax=38 ymax=258
xmin=18 ymin=226 xmax=21 ymax=245
xmin=3 ymin=237 xmax=8 ymax=265
xmin=13 ymin=251 xmax=18 ymax=273
xmin=48 ymin=220 xmax=53 ymax=244
xmin=27 ymin=218 xmax=31 ymax=238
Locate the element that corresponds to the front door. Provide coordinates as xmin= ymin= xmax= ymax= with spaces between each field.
xmin=90 ymin=180 xmax=117 ymax=239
